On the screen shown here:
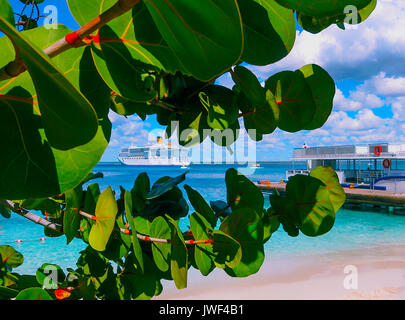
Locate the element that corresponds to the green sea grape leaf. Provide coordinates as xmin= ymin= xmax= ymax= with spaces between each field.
xmin=0 ymin=286 xmax=18 ymax=299
xmin=0 ymin=26 xmax=110 ymax=199
xmin=143 ymin=183 xmax=189 ymax=220
xmin=0 ymin=13 xmax=98 ymax=150
xmin=232 ymin=66 xmax=276 ymax=135
xmin=83 ymin=183 xmax=101 ymax=214
xmin=0 ymin=245 xmax=23 ymax=269
xmin=93 ymin=25 xmax=157 ymax=103
xmin=0 ymin=202 xmax=11 ymax=219
xmin=212 ymin=230 xmax=241 ymax=269
xmin=275 ymin=0 xmax=373 ymax=18
xmin=64 ymin=187 xmax=83 ymax=244
xmin=190 ymin=212 xmax=215 ymax=276
xmin=309 ymin=166 xmax=346 ymax=213
xmin=265 ymin=70 xmax=316 ymax=132
xmin=357 ymin=0 xmax=377 ymax=23
xmin=199 ymin=85 xmax=239 ymax=131
xmin=0 ymin=0 xmax=14 ymax=25
xmin=144 ymin=0 xmax=244 ymax=81
xmin=89 ymin=187 xmax=118 ymax=252
xmin=262 ymin=208 xmax=280 ymax=243
xmin=225 ymin=168 xmax=264 ymax=215
xmin=184 ymin=185 xmax=218 ymax=228
xmin=177 ymin=110 xmax=209 ymax=147
xmin=150 ymin=216 xmax=172 ymax=272
xmin=110 ymin=95 xmax=158 ymax=118
xmin=36 ymin=263 xmax=66 ymax=287
xmin=238 ymin=0 xmax=295 ymax=65
xmin=124 ymin=191 xmax=144 ymax=273
xmin=298 ymin=64 xmax=335 ymax=130
xmin=69 ymin=0 xmax=183 ymax=75
xmin=146 ymin=172 xmax=187 ymax=199
xmin=167 ymin=216 xmax=188 ymax=289
xmin=131 ymin=172 xmax=150 ymax=212
xmin=122 ymin=253 xmax=163 ymax=300
xmin=286 ymin=174 xmax=336 ymax=237
xmin=16 ymin=275 xmax=41 ymax=291
xmin=67 ymin=0 xmax=116 ymax=26
xmin=134 ymin=216 xmax=153 ymax=236
xmin=297 ymin=0 xmax=376 ymax=33
xmin=15 ymin=288 xmax=53 ymax=300
xmin=210 ymin=200 xmax=232 ymax=219
xmin=220 ymin=208 xmax=264 ymax=277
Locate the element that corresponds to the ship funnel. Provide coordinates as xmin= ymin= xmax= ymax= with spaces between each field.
xmin=157 ymin=136 xmax=163 ymax=145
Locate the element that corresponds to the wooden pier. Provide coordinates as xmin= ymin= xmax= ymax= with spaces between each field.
xmin=255 ymin=182 xmax=405 ymax=213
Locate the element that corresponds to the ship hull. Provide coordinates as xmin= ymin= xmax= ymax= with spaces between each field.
xmin=118 ymin=157 xmax=190 ymax=166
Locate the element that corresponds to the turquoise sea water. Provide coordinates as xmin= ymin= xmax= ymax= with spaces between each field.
xmin=2 ymin=162 xmax=405 ymax=275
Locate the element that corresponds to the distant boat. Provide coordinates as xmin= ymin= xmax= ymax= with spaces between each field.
xmin=118 ymin=137 xmax=191 ymax=166
xmin=249 ymin=162 xmax=261 ymax=168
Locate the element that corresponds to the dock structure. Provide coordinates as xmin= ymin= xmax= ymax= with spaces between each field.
xmin=255 ymin=182 xmax=405 ymax=213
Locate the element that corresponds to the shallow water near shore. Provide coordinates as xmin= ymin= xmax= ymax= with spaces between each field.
xmin=2 ymin=162 xmax=405 ymax=276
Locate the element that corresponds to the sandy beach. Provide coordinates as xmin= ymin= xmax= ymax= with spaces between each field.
xmin=156 ymin=243 xmax=405 ymax=300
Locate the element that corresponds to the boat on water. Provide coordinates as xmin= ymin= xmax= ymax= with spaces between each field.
xmin=118 ymin=137 xmax=191 ymax=166
xmin=286 ymin=143 xmax=405 ymax=192
xmin=249 ymin=162 xmax=261 ymax=168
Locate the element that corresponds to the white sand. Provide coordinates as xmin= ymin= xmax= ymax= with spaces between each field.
xmin=156 ymin=243 xmax=405 ymax=300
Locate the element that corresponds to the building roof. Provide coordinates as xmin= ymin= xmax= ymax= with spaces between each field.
xmin=292 ymin=143 xmax=405 ymax=160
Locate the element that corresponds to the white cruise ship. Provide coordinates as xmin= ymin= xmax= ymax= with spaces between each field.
xmin=118 ymin=137 xmax=191 ymax=166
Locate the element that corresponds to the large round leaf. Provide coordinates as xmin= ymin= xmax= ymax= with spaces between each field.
xmin=67 ymin=0 xmax=116 ymax=26
xmin=0 ymin=14 xmax=98 ymax=150
xmin=167 ymin=216 xmax=188 ymax=289
xmin=184 ymin=185 xmax=217 ymax=228
xmin=150 ymin=216 xmax=171 ymax=272
xmin=124 ymin=191 xmax=144 ymax=273
xmin=190 ymin=212 xmax=215 ymax=276
xmin=225 ymin=168 xmax=264 ymax=215
xmin=0 ymin=202 xmax=10 ymax=219
xmin=64 ymin=187 xmax=83 ymax=244
xmin=212 ymin=230 xmax=241 ymax=269
xmin=0 ymin=245 xmax=23 ymax=269
xmin=0 ymin=26 xmax=110 ymax=199
xmin=232 ymin=66 xmax=276 ymax=136
xmin=265 ymin=70 xmax=316 ymax=132
xmin=309 ymin=166 xmax=346 ymax=213
xmin=199 ymin=85 xmax=239 ymax=131
xmin=299 ymin=64 xmax=335 ymax=130
xmin=146 ymin=172 xmax=187 ymax=199
xmin=144 ymin=0 xmax=244 ymax=81
xmin=15 ymin=287 xmax=53 ymax=300
xmin=69 ymin=0 xmax=182 ymax=74
xmin=0 ymin=0 xmax=14 ymax=25
xmin=89 ymin=187 xmax=119 ymax=252
xmin=36 ymin=263 xmax=66 ymax=287
xmin=238 ymin=0 xmax=295 ymax=65
xmin=220 ymin=208 xmax=264 ymax=277
xmin=286 ymin=174 xmax=336 ymax=237
xmin=275 ymin=0 xmax=373 ymax=18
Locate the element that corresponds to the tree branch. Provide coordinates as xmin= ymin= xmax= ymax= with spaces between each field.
xmin=0 ymin=0 xmax=141 ymax=82
xmin=1 ymin=199 xmax=63 ymax=234
xmin=1 ymin=200 xmax=214 ymax=246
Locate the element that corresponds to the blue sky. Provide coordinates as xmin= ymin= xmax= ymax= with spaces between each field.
xmin=9 ymin=0 xmax=405 ymax=161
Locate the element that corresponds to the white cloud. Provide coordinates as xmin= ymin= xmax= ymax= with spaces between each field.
xmin=250 ymin=0 xmax=405 ymax=82
xmin=358 ymin=72 xmax=405 ymax=97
